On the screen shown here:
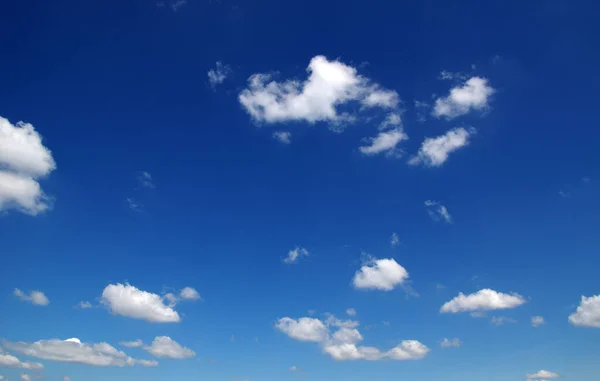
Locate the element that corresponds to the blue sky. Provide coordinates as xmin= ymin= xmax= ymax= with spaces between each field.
xmin=1 ymin=0 xmax=599 ymax=380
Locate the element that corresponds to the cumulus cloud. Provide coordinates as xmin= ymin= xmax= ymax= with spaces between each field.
xmin=409 ymin=127 xmax=471 ymax=167
xmin=272 ymin=131 xmax=291 ymax=144
xmin=424 ymin=200 xmax=452 ymax=223
xmin=100 ymin=283 xmax=181 ymax=323
xmin=440 ymin=338 xmax=461 ymax=348
xmin=353 ymin=258 xmax=409 ymax=291
xmin=526 ymin=370 xmax=560 ymax=379
xmin=208 ymin=61 xmax=231 ymax=89
xmin=0 ymin=116 xmax=56 ymax=215
xmin=0 ymin=354 xmax=44 ymax=369
xmin=239 ymin=55 xmax=399 ymax=126
xmin=13 ymin=289 xmax=49 ymax=306
xmin=359 ymin=128 xmax=408 ymax=157
xmin=276 ymin=316 xmax=429 ymax=362
xmin=179 ymin=287 xmax=201 ymax=301
xmin=433 ymin=77 xmax=495 ymax=119
xmin=275 ymin=317 xmax=329 ymax=342
xmin=532 ymin=316 xmax=545 ymax=328
xmin=568 ymin=294 xmax=600 ymax=328
xmin=440 ymin=289 xmax=526 ymax=313
xmin=143 ymin=336 xmax=195 ymax=359
xmin=3 ymin=338 xmax=156 ymax=367
xmin=119 ymin=340 xmax=143 ymax=348
xmin=283 ymin=247 xmax=309 ymax=264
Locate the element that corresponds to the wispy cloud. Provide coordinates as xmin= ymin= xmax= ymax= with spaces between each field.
xmin=208 ymin=62 xmax=231 ymax=89
xmin=273 ymin=131 xmax=291 ymax=144
xmin=424 ymin=200 xmax=452 ymax=223
xmin=283 ymin=247 xmax=309 ymax=264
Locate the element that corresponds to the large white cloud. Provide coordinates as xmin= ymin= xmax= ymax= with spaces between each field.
xmin=275 ymin=317 xmax=329 ymax=342
xmin=239 ymin=55 xmax=399 ymax=125
xmin=276 ymin=316 xmax=429 ymax=362
xmin=101 ymin=283 xmax=181 ymax=323
xmin=409 ymin=127 xmax=471 ymax=167
xmin=0 ymin=354 xmax=43 ymax=369
xmin=352 ymin=258 xmax=409 ymax=291
xmin=0 ymin=116 xmax=56 ymax=215
xmin=568 ymin=294 xmax=600 ymax=328
xmin=3 ymin=338 xmax=156 ymax=367
xmin=143 ymin=337 xmax=195 ymax=359
xmin=13 ymin=289 xmax=49 ymax=306
xmin=526 ymin=370 xmax=560 ymax=379
xmin=359 ymin=128 xmax=408 ymax=157
xmin=440 ymin=289 xmax=526 ymax=313
xmin=433 ymin=77 xmax=495 ymax=119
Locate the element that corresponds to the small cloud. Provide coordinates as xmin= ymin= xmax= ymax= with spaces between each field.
xmin=143 ymin=336 xmax=195 ymax=359
xmin=441 ymin=289 xmax=526 ymax=314
xmin=180 ymin=287 xmax=201 ymax=301
xmin=208 ymin=61 xmax=231 ymax=89
xmin=491 ymin=316 xmax=517 ymax=326
xmin=432 ymin=77 xmax=495 ymax=119
xmin=283 ymin=247 xmax=309 ymax=264
xmin=582 ymin=176 xmax=591 ymax=184
xmin=436 ymin=283 xmax=446 ymax=289
xmin=569 ymin=294 xmax=600 ymax=327
xmin=75 ymin=301 xmax=93 ymax=309
xmin=126 ymin=198 xmax=143 ymax=212
xmin=353 ymin=257 xmax=409 ymax=291
xmin=171 ymin=0 xmax=187 ymax=11
xmin=558 ymin=190 xmax=571 ymax=198
xmin=526 ymin=370 xmax=560 ymax=379
xmin=359 ymin=128 xmax=408 ymax=157
xmin=470 ymin=311 xmax=486 ymax=318
xmin=230 ymin=335 xmax=236 ymax=342
xmin=289 ymin=365 xmax=299 ymax=372
xmin=390 ymin=232 xmax=399 ymax=247
xmin=440 ymin=337 xmax=461 ymax=348
xmin=346 ymin=308 xmax=357 ymax=317
xmin=273 ymin=131 xmax=291 ymax=144
xmin=14 ymin=288 xmax=49 ymax=306
xmin=137 ymin=171 xmax=155 ymax=189
xmin=424 ymin=200 xmax=452 ymax=224
xmin=119 ymin=339 xmax=144 ymax=348
xmin=409 ymin=127 xmax=471 ymax=167
xmin=438 ymin=70 xmax=467 ymax=81
xmin=531 ymin=316 xmax=545 ymax=328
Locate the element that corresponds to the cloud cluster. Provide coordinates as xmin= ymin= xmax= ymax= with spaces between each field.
xmin=276 ymin=316 xmax=428 ymax=361
xmin=352 ymin=258 xmax=409 ymax=291
xmin=13 ymin=289 xmax=49 ymax=306
xmin=0 ymin=116 xmax=56 ymax=215
xmin=441 ymin=289 xmax=526 ymax=313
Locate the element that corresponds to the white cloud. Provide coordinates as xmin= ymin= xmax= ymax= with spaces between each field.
xmin=568 ymin=294 xmax=600 ymax=328
xmin=239 ymin=55 xmax=399 ymax=125
xmin=76 ymin=301 xmax=93 ymax=309
xmin=272 ymin=131 xmax=291 ymax=144
xmin=433 ymin=77 xmax=495 ymax=119
xmin=179 ymin=287 xmax=201 ymax=301
xmin=119 ymin=340 xmax=143 ymax=348
xmin=0 ymin=116 xmax=56 ymax=215
xmin=13 ymin=289 xmax=49 ymax=306
xmin=424 ymin=200 xmax=453 ymax=223
xmin=143 ymin=336 xmax=195 ymax=359
xmin=491 ymin=316 xmax=517 ymax=326
xmin=379 ymin=112 xmax=402 ymax=130
xmin=208 ymin=61 xmax=231 ymax=89
xmin=3 ymin=338 xmax=155 ymax=367
xmin=137 ymin=171 xmax=155 ymax=189
xmin=440 ymin=289 xmax=526 ymax=313
xmin=275 ymin=317 xmax=329 ymax=342
xmin=19 ymin=374 xmax=30 ymax=381
xmin=440 ymin=338 xmax=461 ymax=348
xmin=385 ymin=340 xmax=430 ymax=360
xmin=0 ymin=354 xmax=44 ymax=369
xmin=283 ymin=247 xmax=309 ymax=264
xmin=409 ymin=127 xmax=471 ymax=167
xmin=346 ymin=308 xmax=356 ymax=317
xmin=353 ymin=258 xmax=409 ymax=291
xmin=526 ymin=370 xmax=560 ymax=379
xmin=438 ymin=70 xmax=467 ymax=81
xmin=390 ymin=232 xmax=399 ymax=247
xmin=100 ymin=283 xmax=181 ymax=323
xmin=532 ymin=316 xmax=545 ymax=328
xmin=359 ymin=128 xmax=408 ymax=157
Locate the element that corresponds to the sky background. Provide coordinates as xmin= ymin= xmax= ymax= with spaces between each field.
xmin=1 ymin=0 xmax=599 ymax=381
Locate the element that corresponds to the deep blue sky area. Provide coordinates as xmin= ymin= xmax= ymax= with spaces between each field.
xmin=1 ymin=1 xmax=599 ymax=381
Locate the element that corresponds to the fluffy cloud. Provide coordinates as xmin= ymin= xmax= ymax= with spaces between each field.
xmin=275 ymin=317 xmax=329 ymax=342
xmin=179 ymin=287 xmax=201 ymax=301
xmin=409 ymin=127 xmax=471 ymax=167
xmin=101 ymin=283 xmax=181 ymax=323
xmin=13 ymin=289 xmax=49 ymax=306
xmin=353 ymin=258 xmax=409 ymax=291
xmin=0 ymin=354 xmax=43 ymax=369
xmin=433 ymin=77 xmax=495 ymax=119
xmin=532 ymin=316 xmax=545 ymax=328
xmin=359 ymin=128 xmax=408 ymax=157
xmin=568 ymin=294 xmax=600 ymax=328
xmin=283 ymin=247 xmax=309 ymax=264
xmin=0 ymin=116 xmax=56 ymax=215
xmin=143 ymin=336 xmax=195 ymax=359
xmin=208 ymin=61 xmax=231 ymax=89
xmin=277 ymin=316 xmax=429 ymax=362
xmin=119 ymin=340 xmax=143 ymax=348
xmin=424 ymin=200 xmax=452 ymax=223
xmin=3 ymin=338 xmax=156 ymax=367
xmin=440 ymin=338 xmax=461 ymax=348
xmin=526 ymin=370 xmax=560 ymax=379
xmin=272 ymin=131 xmax=291 ymax=144
xmin=239 ymin=55 xmax=399 ymax=125
xmin=440 ymin=289 xmax=526 ymax=313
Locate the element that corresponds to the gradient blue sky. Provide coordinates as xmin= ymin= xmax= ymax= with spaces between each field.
xmin=1 ymin=0 xmax=600 ymax=381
